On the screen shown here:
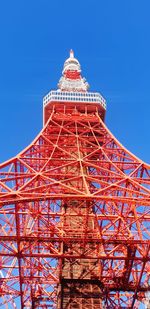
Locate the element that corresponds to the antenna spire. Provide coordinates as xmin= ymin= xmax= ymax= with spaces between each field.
xmin=70 ymin=49 xmax=74 ymax=58
xmin=58 ymin=50 xmax=89 ymax=92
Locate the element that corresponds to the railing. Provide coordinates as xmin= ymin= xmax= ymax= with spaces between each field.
xmin=43 ymin=90 xmax=106 ymax=109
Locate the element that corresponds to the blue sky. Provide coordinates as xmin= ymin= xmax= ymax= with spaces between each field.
xmin=0 ymin=0 xmax=150 ymax=164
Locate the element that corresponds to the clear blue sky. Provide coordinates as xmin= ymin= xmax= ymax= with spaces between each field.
xmin=0 ymin=0 xmax=150 ymax=164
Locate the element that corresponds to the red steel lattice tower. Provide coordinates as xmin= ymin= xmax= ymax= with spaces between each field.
xmin=0 ymin=50 xmax=150 ymax=308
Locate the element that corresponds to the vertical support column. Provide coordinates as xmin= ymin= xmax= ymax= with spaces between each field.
xmin=57 ymin=200 xmax=104 ymax=309
xmin=56 ymin=107 xmax=104 ymax=308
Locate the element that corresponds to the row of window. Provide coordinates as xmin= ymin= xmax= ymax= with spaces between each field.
xmin=51 ymin=91 xmax=100 ymax=97
xmin=44 ymin=93 xmax=105 ymax=102
xmin=51 ymin=96 xmax=100 ymax=102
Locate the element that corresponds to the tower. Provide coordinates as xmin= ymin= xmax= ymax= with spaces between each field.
xmin=0 ymin=51 xmax=149 ymax=308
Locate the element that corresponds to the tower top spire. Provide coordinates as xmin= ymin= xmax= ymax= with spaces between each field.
xmin=58 ymin=50 xmax=89 ymax=92
xmin=70 ymin=49 xmax=74 ymax=58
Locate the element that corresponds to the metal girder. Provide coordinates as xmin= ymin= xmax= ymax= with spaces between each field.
xmin=0 ymin=103 xmax=149 ymax=308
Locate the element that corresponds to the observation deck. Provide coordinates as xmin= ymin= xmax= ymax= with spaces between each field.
xmin=43 ymin=90 xmax=106 ymax=124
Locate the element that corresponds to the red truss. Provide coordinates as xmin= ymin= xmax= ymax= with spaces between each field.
xmin=0 ymin=102 xmax=149 ymax=308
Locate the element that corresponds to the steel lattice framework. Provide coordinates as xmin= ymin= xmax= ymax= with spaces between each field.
xmin=0 ymin=51 xmax=149 ymax=308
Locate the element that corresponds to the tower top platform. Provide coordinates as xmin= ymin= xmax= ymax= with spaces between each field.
xmin=43 ymin=51 xmax=106 ymax=124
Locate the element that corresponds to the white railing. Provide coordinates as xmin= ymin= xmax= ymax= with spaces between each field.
xmin=43 ymin=90 xmax=106 ymax=110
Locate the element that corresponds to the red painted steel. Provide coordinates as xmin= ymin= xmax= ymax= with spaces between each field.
xmin=0 ymin=52 xmax=149 ymax=308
